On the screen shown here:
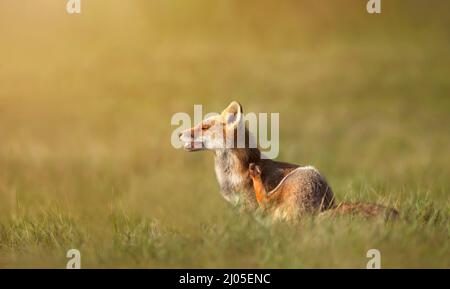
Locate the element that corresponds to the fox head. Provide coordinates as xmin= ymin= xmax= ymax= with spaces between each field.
xmin=178 ymin=101 xmax=243 ymax=151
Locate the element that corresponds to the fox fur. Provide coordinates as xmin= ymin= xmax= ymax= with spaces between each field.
xmin=179 ymin=101 xmax=398 ymax=222
xmin=249 ymin=163 xmax=398 ymax=222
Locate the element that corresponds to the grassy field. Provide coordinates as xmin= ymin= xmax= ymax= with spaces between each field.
xmin=0 ymin=0 xmax=449 ymax=268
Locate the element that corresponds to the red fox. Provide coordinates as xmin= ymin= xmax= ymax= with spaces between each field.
xmin=248 ymin=163 xmax=398 ymax=222
xmin=178 ymin=101 xmax=398 ymax=222
xmin=247 ymin=163 xmax=333 ymax=221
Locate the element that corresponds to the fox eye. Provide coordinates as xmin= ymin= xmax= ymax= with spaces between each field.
xmin=201 ymin=124 xmax=210 ymax=130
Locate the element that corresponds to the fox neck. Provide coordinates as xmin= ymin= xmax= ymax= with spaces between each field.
xmin=213 ymin=147 xmax=260 ymax=209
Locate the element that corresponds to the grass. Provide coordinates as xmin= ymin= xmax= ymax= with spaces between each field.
xmin=0 ymin=0 xmax=449 ymax=268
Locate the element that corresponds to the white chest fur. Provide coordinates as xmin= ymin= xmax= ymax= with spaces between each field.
xmin=214 ymin=150 xmax=245 ymax=204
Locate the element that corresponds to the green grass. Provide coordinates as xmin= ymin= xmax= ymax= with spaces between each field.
xmin=0 ymin=0 xmax=449 ymax=268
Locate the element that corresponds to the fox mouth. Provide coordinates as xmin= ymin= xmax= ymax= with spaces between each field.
xmin=183 ymin=142 xmax=205 ymax=152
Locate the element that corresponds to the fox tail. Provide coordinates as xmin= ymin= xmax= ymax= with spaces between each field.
xmin=321 ymin=202 xmax=399 ymax=220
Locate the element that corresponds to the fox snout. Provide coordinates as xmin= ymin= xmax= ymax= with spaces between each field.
xmin=178 ymin=128 xmax=206 ymax=152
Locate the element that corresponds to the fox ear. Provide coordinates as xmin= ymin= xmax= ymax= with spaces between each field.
xmin=221 ymin=101 xmax=243 ymax=129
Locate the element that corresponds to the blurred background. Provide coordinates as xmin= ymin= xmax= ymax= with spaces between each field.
xmin=0 ymin=0 xmax=449 ymax=268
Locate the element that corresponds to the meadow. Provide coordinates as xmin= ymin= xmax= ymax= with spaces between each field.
xmin=0 ymin=0 xmax=449 ymax=268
